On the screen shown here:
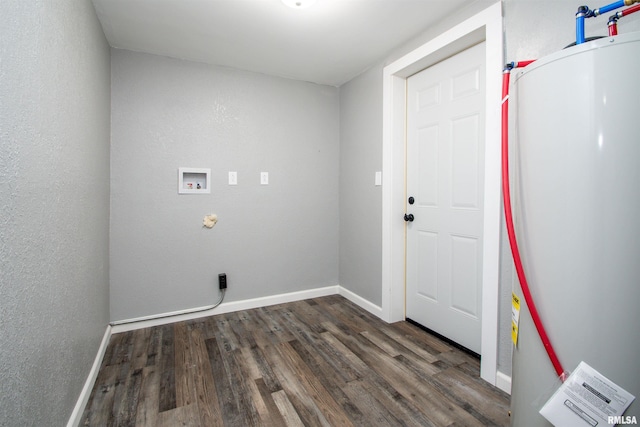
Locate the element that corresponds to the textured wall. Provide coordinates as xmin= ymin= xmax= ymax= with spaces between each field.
xmin=0 ymin=1 xmax=111 ymax=425
xmin=338 ymin=65 xmax=384 ymax=306
xmin=110 ymin=50 xmax=340 ymax=322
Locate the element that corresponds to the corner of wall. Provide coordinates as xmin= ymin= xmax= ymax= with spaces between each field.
xmin=496 ymin=370 xmax=512 ymax=395
xmin=66 ymin=326 xmax=113 ymax=427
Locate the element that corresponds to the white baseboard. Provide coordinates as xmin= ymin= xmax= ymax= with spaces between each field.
xmin=496 ymin=370 xmax=512 ymax=394
xmin=67 ymin=325 xmax=112 ymax=427
xmin=338 ymin=286 xmax=384 ymax=318
xmin=111 ymin=285 xmax=341 ymax=333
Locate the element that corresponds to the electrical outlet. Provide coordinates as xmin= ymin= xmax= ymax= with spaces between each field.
xmin=260 ymin=172 xmax=269 ymax=185
xmin=218 ymin=273 xmax=227 ymax=290
xmin=228 ymin=171 xmax=237 ymax=185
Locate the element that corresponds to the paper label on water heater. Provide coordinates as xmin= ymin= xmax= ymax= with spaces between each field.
xmin=540 ymin=361 xmax=636 ymax=427
xmin=511 ymin=292 xmax=521 ymax=346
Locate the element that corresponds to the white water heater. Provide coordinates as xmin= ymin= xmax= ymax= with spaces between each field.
xmin=510 ymin=33 xmax=640 ymax=426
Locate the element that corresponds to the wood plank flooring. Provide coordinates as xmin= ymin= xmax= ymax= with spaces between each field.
xmin=82 ymin=295 xmax=510 ymax=426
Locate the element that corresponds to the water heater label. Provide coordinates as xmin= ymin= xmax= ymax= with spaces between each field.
xmin=511 ymin=292 xmax=521 ymax=346
xmin=540 ymin=361 xmax=636 ymax=426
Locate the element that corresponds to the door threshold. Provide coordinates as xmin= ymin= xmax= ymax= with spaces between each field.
xmin=406 ymin=318 xmax=480 ymax=359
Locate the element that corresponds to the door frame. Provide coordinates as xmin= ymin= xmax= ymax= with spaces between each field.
xmin=381 ymin=3 xmax=503 ymax=386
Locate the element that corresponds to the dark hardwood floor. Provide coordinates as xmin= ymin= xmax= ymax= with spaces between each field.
xmin=82 ymin=295 xmax=510 ymax=426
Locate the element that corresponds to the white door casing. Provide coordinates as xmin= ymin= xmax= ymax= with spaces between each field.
xmin=381 ymin=3 xmax=503 ymax=387
xmin=405 ymin=42 xmax=486 ymax=354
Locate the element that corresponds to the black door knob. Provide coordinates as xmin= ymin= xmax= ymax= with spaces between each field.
xmin=404 ymin=213 xmax=414 ymax=222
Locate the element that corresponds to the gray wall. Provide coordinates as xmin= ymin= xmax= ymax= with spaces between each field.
xmin=0 ymin=1 xmax=111 ymax=425
xmin=338 ymin=65 xmax=384 ymax=306
xmin=110 ymin=50 xmax=340 ymax=322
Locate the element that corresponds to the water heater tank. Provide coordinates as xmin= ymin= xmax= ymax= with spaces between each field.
xmin=510 ymin=33 xmax=640 ymax=426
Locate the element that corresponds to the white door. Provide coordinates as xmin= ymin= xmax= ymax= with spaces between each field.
xmin=405 ymin=42 xmax=485 ymax=354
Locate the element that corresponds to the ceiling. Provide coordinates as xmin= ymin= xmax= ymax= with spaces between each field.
xmin=91 ymin=0 xmax=471 ymax=87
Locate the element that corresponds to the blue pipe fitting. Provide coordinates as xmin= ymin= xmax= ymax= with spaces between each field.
xmin=576 ymin=6 xmax=589 ymax=44
xmin=503 ymin=62 xmax=516 ymax=72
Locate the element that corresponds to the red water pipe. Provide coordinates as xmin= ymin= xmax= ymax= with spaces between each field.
xmin=502 ymin=62 xmax=567 ymax=381
xmin=621 ymin=2 xmax=640 ymax=15
xmin=608 ymin=3 xmax=640 ymax=35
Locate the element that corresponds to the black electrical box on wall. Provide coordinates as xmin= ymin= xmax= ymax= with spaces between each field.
xmin=218 ymin=273 xmax=227 ymax=290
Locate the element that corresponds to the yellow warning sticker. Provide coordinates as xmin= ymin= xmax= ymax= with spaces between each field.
xmin=511 ymin=292 xmax=521 ymax=346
